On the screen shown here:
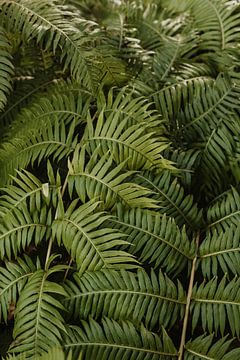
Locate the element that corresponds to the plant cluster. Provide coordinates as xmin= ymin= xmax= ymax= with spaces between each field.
xmin=1 ymin=0 xmax=240 ymax=359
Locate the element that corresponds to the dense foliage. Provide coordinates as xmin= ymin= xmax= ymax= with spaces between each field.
xmin=1 ymin=0 xmax=240 ymax=358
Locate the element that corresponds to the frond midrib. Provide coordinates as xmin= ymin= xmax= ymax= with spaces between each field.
xmin=0 ymin=223 xmax=46 ymax=240
xmin=185 ymin=348 xmax=214 ymax=360
xmin=200 ymin=247 xmax=240 ymax=258
xmin=65 ymin=289 xmax=186 ymax=305
xmin=110 ymin=217 xmax=192 ymax=259
xmin=0 ymin=272 xmax=33 ymax=296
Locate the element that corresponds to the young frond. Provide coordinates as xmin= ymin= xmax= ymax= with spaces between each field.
xmin=10 ymin=267 xmax=67 ymax=358
xmin=135 ymin=171 xmax=202 ymax=229
xmin=199 ymin=225 xmax=240 ymax=278
xmin=0 ymin=0 xmax=99 ymax=89
xmin=191 ymin=276 xmax=240 ymax=336
xmin=68 ymin=146 xmax=158 ymax=209
xmin=0 ymin=255 xmax=36 ymax=324
xmin=52 ymin=200 xmax=136 ymax=275
xmin=64 ymin=268 xmax=186 ymax=330
xmin=185 ymin=334 xmax=240 ymax=360
xmin=0 ymin=26 xmax=14 ymax=112
xmin=64 ymin=318 xmax=178 ymax=360
xmin=109 ymin=206 xmax=195 ymax=275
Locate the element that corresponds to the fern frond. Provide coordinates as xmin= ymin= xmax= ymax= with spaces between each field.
xmin=109 ymin=205 xmax=194 ymax=274
xmin=84 ymin=97 xmax=172 ymax=173
xmin=0 ymin=26 xmax=14 ymax=112
xmin=0 ymin=0 xmax=99 ymax=89
xmin=0 ymin=204 xmax=50 ymax=260
xmin=6 ymin=347 xmax=80 ymax=359
xmin=68 ymin=146 xmax=158 ymax=209
xmin=190 ymin=0 xmax=240 ymax=51
xmin=135 ymin=171 xmax=202 ymax=229
xmin=0 ymin=255 xmax=36 ymax=324
xmin=179 ymin=74 xmax=240 ymax=142
xmin=64 ymin=318 xmax=178 ymax=359
xmin=206 ymin=187 xmax=240 ymax=233
xmin=52 ymin=200 xmax=136 ymax=275
xmin=10 ymin=266 xmax=67 ymax=358
xmin=64 ymin=268 xmax=186 ymax=330
xmin=191 ymin=276 xmax=240 ymax=336
xmin=199 ymin=225 xmax=240 ymax=278
xmin=185 ymin=334 xmax=240 ymax=360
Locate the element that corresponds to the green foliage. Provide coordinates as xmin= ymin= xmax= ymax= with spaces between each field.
xmin=0 ymin=0 xmax=240 ymax=359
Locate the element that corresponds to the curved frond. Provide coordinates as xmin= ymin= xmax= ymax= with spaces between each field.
xmin=185 ymin=334 xmax=240 ymax=360
xmin=135 ymin=171 xmax=202 ymax=229
xmin=64 ymin=318 xmax=178 ymax=359
xmin=64 ymin=268 xmax=186 ymax=330
xmin=199 ymin=225 xmax=240 ymax=278
xmin=68 ymin=146 xmax=158 ymax=209
xmin=10 ymin=266 xmax=67 ymax=358
xmin=109 ymin=205 xmax=195 ymax=275
xmin=52 ymin=200 xmax=136 ymax=275
xmin=0 ymin=26 xmax=14 ymax=112
xmin=0 ymin=255 xmax=36 ymax=323
xmin=191 ymin=276 xmax=240 ymax=336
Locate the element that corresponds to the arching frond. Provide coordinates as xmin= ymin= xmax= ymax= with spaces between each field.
xmin=68 ymin=146 xmax=158 ymax=209
xmin=185 ymin=334 xmax=240 ymax=360
xmin=199 ymin=225 xmax=240 ymax=278
xmin=0 ymin=26 xmax=14 ymax=112
xmin=109 ymin=206 xmax=194 ymax=275
xmin=0 ymin=0 xmax=99 ymax=89
xmin=135 ymin=171 xmax=202 ymax=229
xmin=10 ymin=266 xmax=67 ymax=358
xmin=64 ymin=268 xmax=186 ymax=330
xmin=0 ymin=256 xmax=36 ymax=324
xmin=191 ymin=276 xmax=240 ymax=336
xmin=64 ymin=318 xmax=178 ymax=359
xmin=52 ymin=200 xmax=136 ymax=275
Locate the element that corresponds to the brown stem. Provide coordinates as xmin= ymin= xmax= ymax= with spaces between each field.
xmin=178 ymin=232 xmax=200 ymax=360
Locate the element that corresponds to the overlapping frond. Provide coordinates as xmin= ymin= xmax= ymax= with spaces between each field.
xmin=64 ymin=268 xmax=186 ymax=330
xmin=52 ymin=200 xmax=136 ymax=275
xmin=0 ymin=256 xmax=36 ymax=323
xmin=0 ymin=26 xmax=14 ymax=112
xmin=64 ymin=318 xmax=178 ymax=360
xmin=185 ymin=334 xmax=240 ymax=360
xmin=135 ymin=171 xmax=202 ymax=229
xmin=109 ymin=205 xmax=194 ymax=274
xmin=191 ymin=276 xmax=240 ymax=336
xmin=68 ymin=146 xmax=157 ymax=209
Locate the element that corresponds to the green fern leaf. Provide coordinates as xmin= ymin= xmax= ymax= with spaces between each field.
xmin=64 ymin=318 xmax=178 ymax=359
xmin=0 ymin=26 xmax=14 ymax=112
xmin=10 ymin=266 xmax=67 ymax=358
xmin=199 ymin=225 xmax=240 ymax=278
xmin=64 ymin=268 xmax=186 ymax=330
xmin=109 ymin=205 xmax=195 ymax=274
xmin=68 ymin=145 xmax=158 ymax=209
xmin=52 ymin=200 xmax=136 ymax=275
xmin=185 ymin=334 xmax=240 ymax=360
xmin=191 ymin=276 xmax=240 ymax=336
xmin=0 ymin=255 xmax=36 ymax=323
xmin=135 ymin=171 xmax=202 ymax=229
